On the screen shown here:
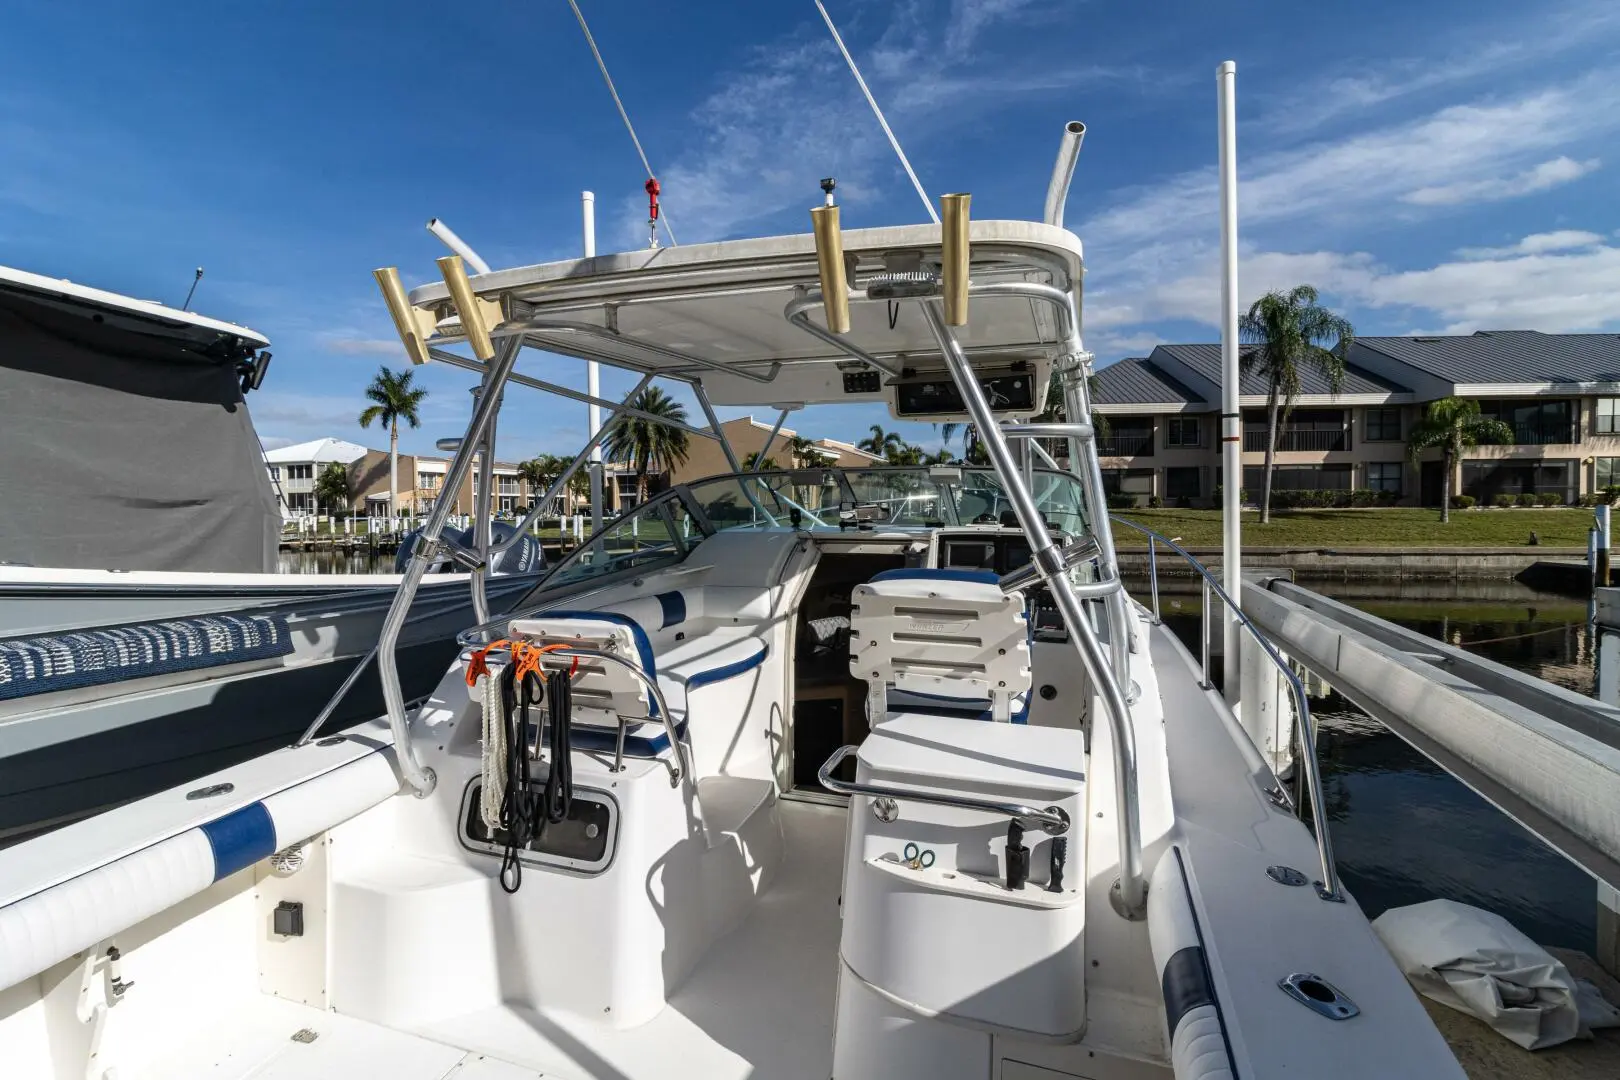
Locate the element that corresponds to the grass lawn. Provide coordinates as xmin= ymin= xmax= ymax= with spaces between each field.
xmin=1110 ymin=507 xmax=1593 ymax=548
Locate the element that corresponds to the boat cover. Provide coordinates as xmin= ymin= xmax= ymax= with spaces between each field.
xmin=0 ymin=287 xmax=278 ymax=572
xmin=1372 ymin=899 xmax=1609 ymax=1049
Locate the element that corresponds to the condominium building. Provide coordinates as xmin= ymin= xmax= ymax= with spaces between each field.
xmin=667 ymin=416 xmax=884 ymax=487
xmin=262 ymin=438 xmax=368 ymax=518
xmin=1091 ymin=331 xmax=1620 ymax=506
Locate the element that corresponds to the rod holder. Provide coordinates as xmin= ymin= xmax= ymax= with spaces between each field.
xmin=940 ymin=193 xmax=971 ymax=326
xmin=809 ymin=204 xmax=851 ymax=334
xmin=436 ymin=255 xmax=496 ymax=362
xmin=373 ymin=266 xmax=434 ymax=366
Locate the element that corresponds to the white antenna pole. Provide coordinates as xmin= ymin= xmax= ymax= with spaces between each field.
xmin=813 ymin=0 xmax=939 ymax=225
xmin=426 ymin=218 xmax=492 ymax=276
xmin=1217 ymin=61 xmax=1242 ymax=707
xmin=583 ymin=190 xmax=605 ymax=533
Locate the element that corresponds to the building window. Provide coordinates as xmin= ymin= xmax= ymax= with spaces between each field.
xmin=286 ymin=464 xmax=312 ymax=481
xmin=1097 ymin=421 xmax=1154 ymax=458
xmin=1480 ymin=399 xmax=1577 ymax=444
xmin=1365 ymin=408 xmax=1401 ymax=442
xmin=1165 ymin=467 xmax=1200 ymax=500
xmin=1461 ymin=460 xmax=1576 ymax=503
xmin=268 ymin=466 xmax=281 ymax=481
xmin=1367 ymin=462 xmax=1402 ymax=494
xmin=1599 ymin=398 xmax=1620 ymax=435
xmin=1166 ymin=416 xmax=1201 ymax=448
xmin=417 ymin=472 xmax=441 ymax=489
xmin=1101 ymin=468 xmax=1154 ymax=506
xmin=1242 ymin=408 xmax=1349 ymax=452
xmin=1598 ymin=458 xmax=1620 ymax=489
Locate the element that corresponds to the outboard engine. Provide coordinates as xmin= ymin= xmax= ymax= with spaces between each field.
xmin=394 ymin=522 xmax=543 ymax=576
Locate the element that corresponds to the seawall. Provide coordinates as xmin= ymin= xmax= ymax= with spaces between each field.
xmin=1114 ymin=546 xmax=1586 ymax=582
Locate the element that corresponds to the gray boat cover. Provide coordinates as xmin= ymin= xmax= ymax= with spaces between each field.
xmin=0 ymin=291 xmax=279 ymax=572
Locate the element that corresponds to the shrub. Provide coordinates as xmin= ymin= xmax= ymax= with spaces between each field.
xmin=1175 ymin=496 xmax=1192 ymax=509
xmin=1148 ymin=495 xmax=1164 ymax=509
xmin=1536 ymin=492 xmax=1562 ymax=507
xmin=1348 ymin=489 xmax=1378 ymax=508
xmin=1492 ymin=494 xmax=1516 ymax=509
xmin=1375 ymin=489 xmax=1399 ymax=506
xmin=1449 ymin=494 xmax=1476 ymax=509
xmin=1606 ymin=485 xmax=1620 ymax=501
xmin=1515 ymin=493 xmax=1538 ymax=507
xmin=1105 ymin=492 xmax=1138 ymax=510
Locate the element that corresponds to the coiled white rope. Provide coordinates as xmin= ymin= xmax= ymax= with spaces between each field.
xmin=479 ymin=668 xmax=506 ymax=830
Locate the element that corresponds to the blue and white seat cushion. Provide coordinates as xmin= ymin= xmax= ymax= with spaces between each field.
xmin=0 ymin=613 xmax=294 ymax=702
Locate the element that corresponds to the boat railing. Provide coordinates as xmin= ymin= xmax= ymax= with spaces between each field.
xmin=817 ymin=745 xmax=1071 ymax=835
xmin=1108 ymin=514 xmax=1343 ymax=903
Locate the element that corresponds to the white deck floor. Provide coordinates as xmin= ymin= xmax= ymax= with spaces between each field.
xmin=151 ymin=798 xmax=847 ymax=1080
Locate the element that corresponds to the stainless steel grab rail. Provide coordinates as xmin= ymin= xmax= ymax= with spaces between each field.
xmin=818 ymin=745 xmax=1070 ymax=834
xmin=1108 ymin=514 xmax=1342 ymax=902
xmin=998 ymin=535 xmax=1103 ymax=595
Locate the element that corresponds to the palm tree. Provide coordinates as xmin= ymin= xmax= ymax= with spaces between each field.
xmin=518 ymin=454 xmax=572 ymax=511
xmin=1407 ymin=398 xmax=1513 ymax=523
xmin=313 ymin=462 xmax=353 ymax=520
xmin=786 ymin=435 xmax=818 ymax=468
xmin=742 ymin=451 xmax=779 ymax=471
xmin=859 ymin=424 xmax=906 ymax=459
xmin=358 ymin=366 xmax=428 ymax=519
xmin=1240 ymin=286 xmax=1354 ymax=523
xmin=886 ymin=441 xmax=925 ymax=466
xmin=602 ymin=387 xmax=690 ymax=503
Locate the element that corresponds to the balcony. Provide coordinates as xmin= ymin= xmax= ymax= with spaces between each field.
xmin=1507 ymin=422 xmax=1579 ymax=445
xmin=1096 ymin=432 xmax=1154 ymax=457
xmin=1243 ymin=428 xmax=1349 ymax=452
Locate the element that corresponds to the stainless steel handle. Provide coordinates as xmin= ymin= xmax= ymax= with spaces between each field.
xmin=817 ymin=745 xmax=1069 ymax=835
xmin=998 ymin=535 xmax=1102 ymax=595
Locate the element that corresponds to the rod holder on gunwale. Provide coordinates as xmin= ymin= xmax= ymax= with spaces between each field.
xmin=373 ymin=266 xmax=434 ymax=366
xmin=809 ymin=203 xmax=851 ymax=335
xmin=437 ymin=255 xmax=496 ymax=362
xmin=940 ymin=192 xmax=970 ymax=326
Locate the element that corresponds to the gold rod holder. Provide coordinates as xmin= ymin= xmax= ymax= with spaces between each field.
xmin=436 ymin=254 xmax=495 ymax=361
xmin=809 ymin=204 xmax=851 ymax=335
xmin=940 ymin=192 xmax=971 ymax=327
xmin=373 ymin=266 xmax=432 ymax=366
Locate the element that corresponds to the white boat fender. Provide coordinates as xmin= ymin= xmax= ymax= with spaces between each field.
xmin=1372 ymin=899 xmax=1610 ymax=1050
xmin=1146 ymin=848 xmax=1236 ymax=1080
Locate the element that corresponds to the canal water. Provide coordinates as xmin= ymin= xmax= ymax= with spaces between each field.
xmin=285 ymin=551 xmax=1599 ymax=952
xmin=1155 ymin=578 xmax=1597 ymax=954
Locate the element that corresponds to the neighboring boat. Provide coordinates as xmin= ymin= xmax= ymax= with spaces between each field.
xmin=0 ymin=265 xmax=543 ymax=835
xmin=0 ymin=158 xmax=1469 ymax=1077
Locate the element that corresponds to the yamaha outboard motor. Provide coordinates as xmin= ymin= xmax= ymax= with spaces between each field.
xmin=394 ymin=522 xmax=543 ymax=576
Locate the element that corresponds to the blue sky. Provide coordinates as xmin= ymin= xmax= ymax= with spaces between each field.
xmin=4 ymin=0 xmax=1617 ymax=459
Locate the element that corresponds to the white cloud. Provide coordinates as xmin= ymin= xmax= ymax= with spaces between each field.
xmin=1358 ymin=241 xmax=1620 ymax=333
xmin=323 ymin=336 xmax=409 ymax=357
xmin=637 ymin=1 xmax=1124 ymax=244
xmin=1402 ymin=155 xmax=1600 ymax=206
xmin=1455 ymin=229 xmax=1606 ymax=260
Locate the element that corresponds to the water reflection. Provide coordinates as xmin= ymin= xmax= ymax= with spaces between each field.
xmin=278 ymin=549 xmax=391 ymax=575
xmin=1153 ymin=577 xmax=1597 ymax=951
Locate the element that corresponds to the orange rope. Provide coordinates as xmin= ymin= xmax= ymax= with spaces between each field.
xmin=466 ymin=639 xmax=582 ymax=687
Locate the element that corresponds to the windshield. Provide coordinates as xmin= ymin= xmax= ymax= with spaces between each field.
xmin=684 ymin=466 xmax=1090 ymax=535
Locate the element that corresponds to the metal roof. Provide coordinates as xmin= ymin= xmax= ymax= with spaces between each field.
xmin=263 ymin=438 xmax=369 ymax=464
xmin=1353 ymin=331 xmax=1620 ymax=386
xmin=1093 ymin=356 xmax=1206 ymax=406
xmin=1154 ymin=343 xmax=1406 ymax=398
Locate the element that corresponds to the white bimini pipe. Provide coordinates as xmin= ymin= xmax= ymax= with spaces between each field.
xmin=583 ymin=191 xmax=605 ymax=532
xmin=427 ymin=218 xmax=492 ymax=276
xmin=1043 ymin=121 xmax=1086 ymax=229
xmin=1217 ymin=61 xmax=1242 ymax=706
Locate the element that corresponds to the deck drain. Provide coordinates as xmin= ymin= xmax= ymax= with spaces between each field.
xmin=185 ymin=782 xmax=234 ymax=801
xmin=290 ymin=1028 xmax=319 ymax=1043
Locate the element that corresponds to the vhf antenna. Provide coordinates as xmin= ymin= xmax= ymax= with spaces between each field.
xmin=181 ymin=267 xmax=204 ymax=311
